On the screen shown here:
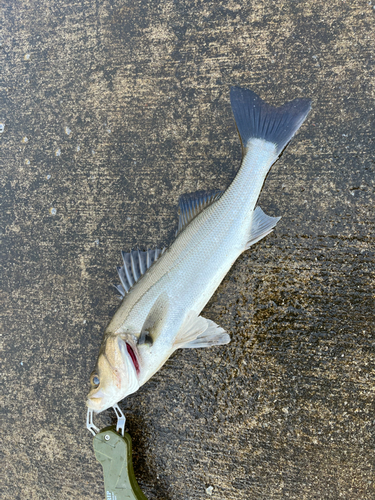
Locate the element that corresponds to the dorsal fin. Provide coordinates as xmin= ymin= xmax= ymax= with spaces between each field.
xmin=115 ymin=248 xmax=166 ymax=297
xmin=176 ymin=189 xmax=223 ymax=235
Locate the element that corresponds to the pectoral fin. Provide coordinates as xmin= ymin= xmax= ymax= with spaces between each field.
xmin=138 ymin=330 xmax=153 ymax=346
xmin=173 ymin=312 xmax=230 ymax=349
xmin=137 ymin=294 xmax=169 ymax=346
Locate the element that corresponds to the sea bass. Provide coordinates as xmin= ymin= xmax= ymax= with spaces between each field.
xmin=86 ymin=87 xmax=311 ymax=422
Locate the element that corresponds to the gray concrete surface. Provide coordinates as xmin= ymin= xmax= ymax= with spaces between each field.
xmin=1 ymin=0 xmax=374 ymax=499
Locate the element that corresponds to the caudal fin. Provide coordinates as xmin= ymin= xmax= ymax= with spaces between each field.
xmin=230 ymin=87 xmax=311 ymax=156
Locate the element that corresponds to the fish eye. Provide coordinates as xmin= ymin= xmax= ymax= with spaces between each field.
xmin=91 ymin=374 xmax=100 ymax=387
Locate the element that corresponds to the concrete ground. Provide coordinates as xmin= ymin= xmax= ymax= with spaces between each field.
xmin=1 ymin=0 xmax=374 ymax=499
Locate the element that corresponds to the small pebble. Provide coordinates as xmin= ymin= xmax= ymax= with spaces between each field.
xmin=83 ymin=320 xmax=87 ymax=325
xmin=55 ymin=148 xmax=61 ymax=157
xmin=50 ymin=207 xmax=57 ymax=215
xmin=206 ymin=486 xmax=214 ymax=496
xmin=46 ymin=174 xmax=51 ymax=180
xmin=20 ymin=361 xmax=23 ymax=366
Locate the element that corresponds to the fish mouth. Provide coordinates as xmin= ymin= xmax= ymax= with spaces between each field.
xmin=126 ymin=342 xmax=140 ymax=374
xmin=86 ymin=388 xmax=106 ymax=407
xmin=86 ymin=389 xmax=117 ymax=413
xmin=86 ymin=395 xmax=105 ymax=412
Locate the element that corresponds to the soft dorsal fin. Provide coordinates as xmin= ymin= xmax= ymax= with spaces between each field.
xmin=176 ymin=190 xmax=223 ymax=235
xmin=115 ymin=248 xmax=166 ymax=297
xmin=173 ymin=311 xmax=230 ymax=350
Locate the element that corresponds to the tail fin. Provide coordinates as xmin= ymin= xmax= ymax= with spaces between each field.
xmin=230 ymin=87 xmax=311 ymax=155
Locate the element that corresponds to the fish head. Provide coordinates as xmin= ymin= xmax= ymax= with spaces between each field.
xmin=86 ymin=335 xmax=141 ymax=413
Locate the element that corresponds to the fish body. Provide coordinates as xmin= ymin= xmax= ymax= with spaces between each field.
xmin=87 ymin=88 xmax=311 ymax=413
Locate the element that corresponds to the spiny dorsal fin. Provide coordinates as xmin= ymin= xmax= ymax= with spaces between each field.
xmin=115 ymin=248 xmax=166 ymax=297
xmin=176 ymin=190 xmax=223 ymax=236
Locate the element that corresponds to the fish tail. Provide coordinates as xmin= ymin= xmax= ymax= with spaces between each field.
xmin=225 ymin=88 xmax=311 ymax=250
xmin=230 ymin=87 xmax=311 ymax=156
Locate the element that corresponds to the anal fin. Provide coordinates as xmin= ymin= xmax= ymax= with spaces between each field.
xmin=245 ymin=206 xmax=281 ymax=250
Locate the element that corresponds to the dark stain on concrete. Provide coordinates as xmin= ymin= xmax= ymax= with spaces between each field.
xmin=1 ymin=0 xmax=374 ymax=499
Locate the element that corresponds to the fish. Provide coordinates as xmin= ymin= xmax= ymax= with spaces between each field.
xmin=86 ymin=87 xmax=311 ymax=418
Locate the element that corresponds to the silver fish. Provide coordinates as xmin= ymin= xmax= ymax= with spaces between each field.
xmin=86 ymin=87 xmax=311 ymax=430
